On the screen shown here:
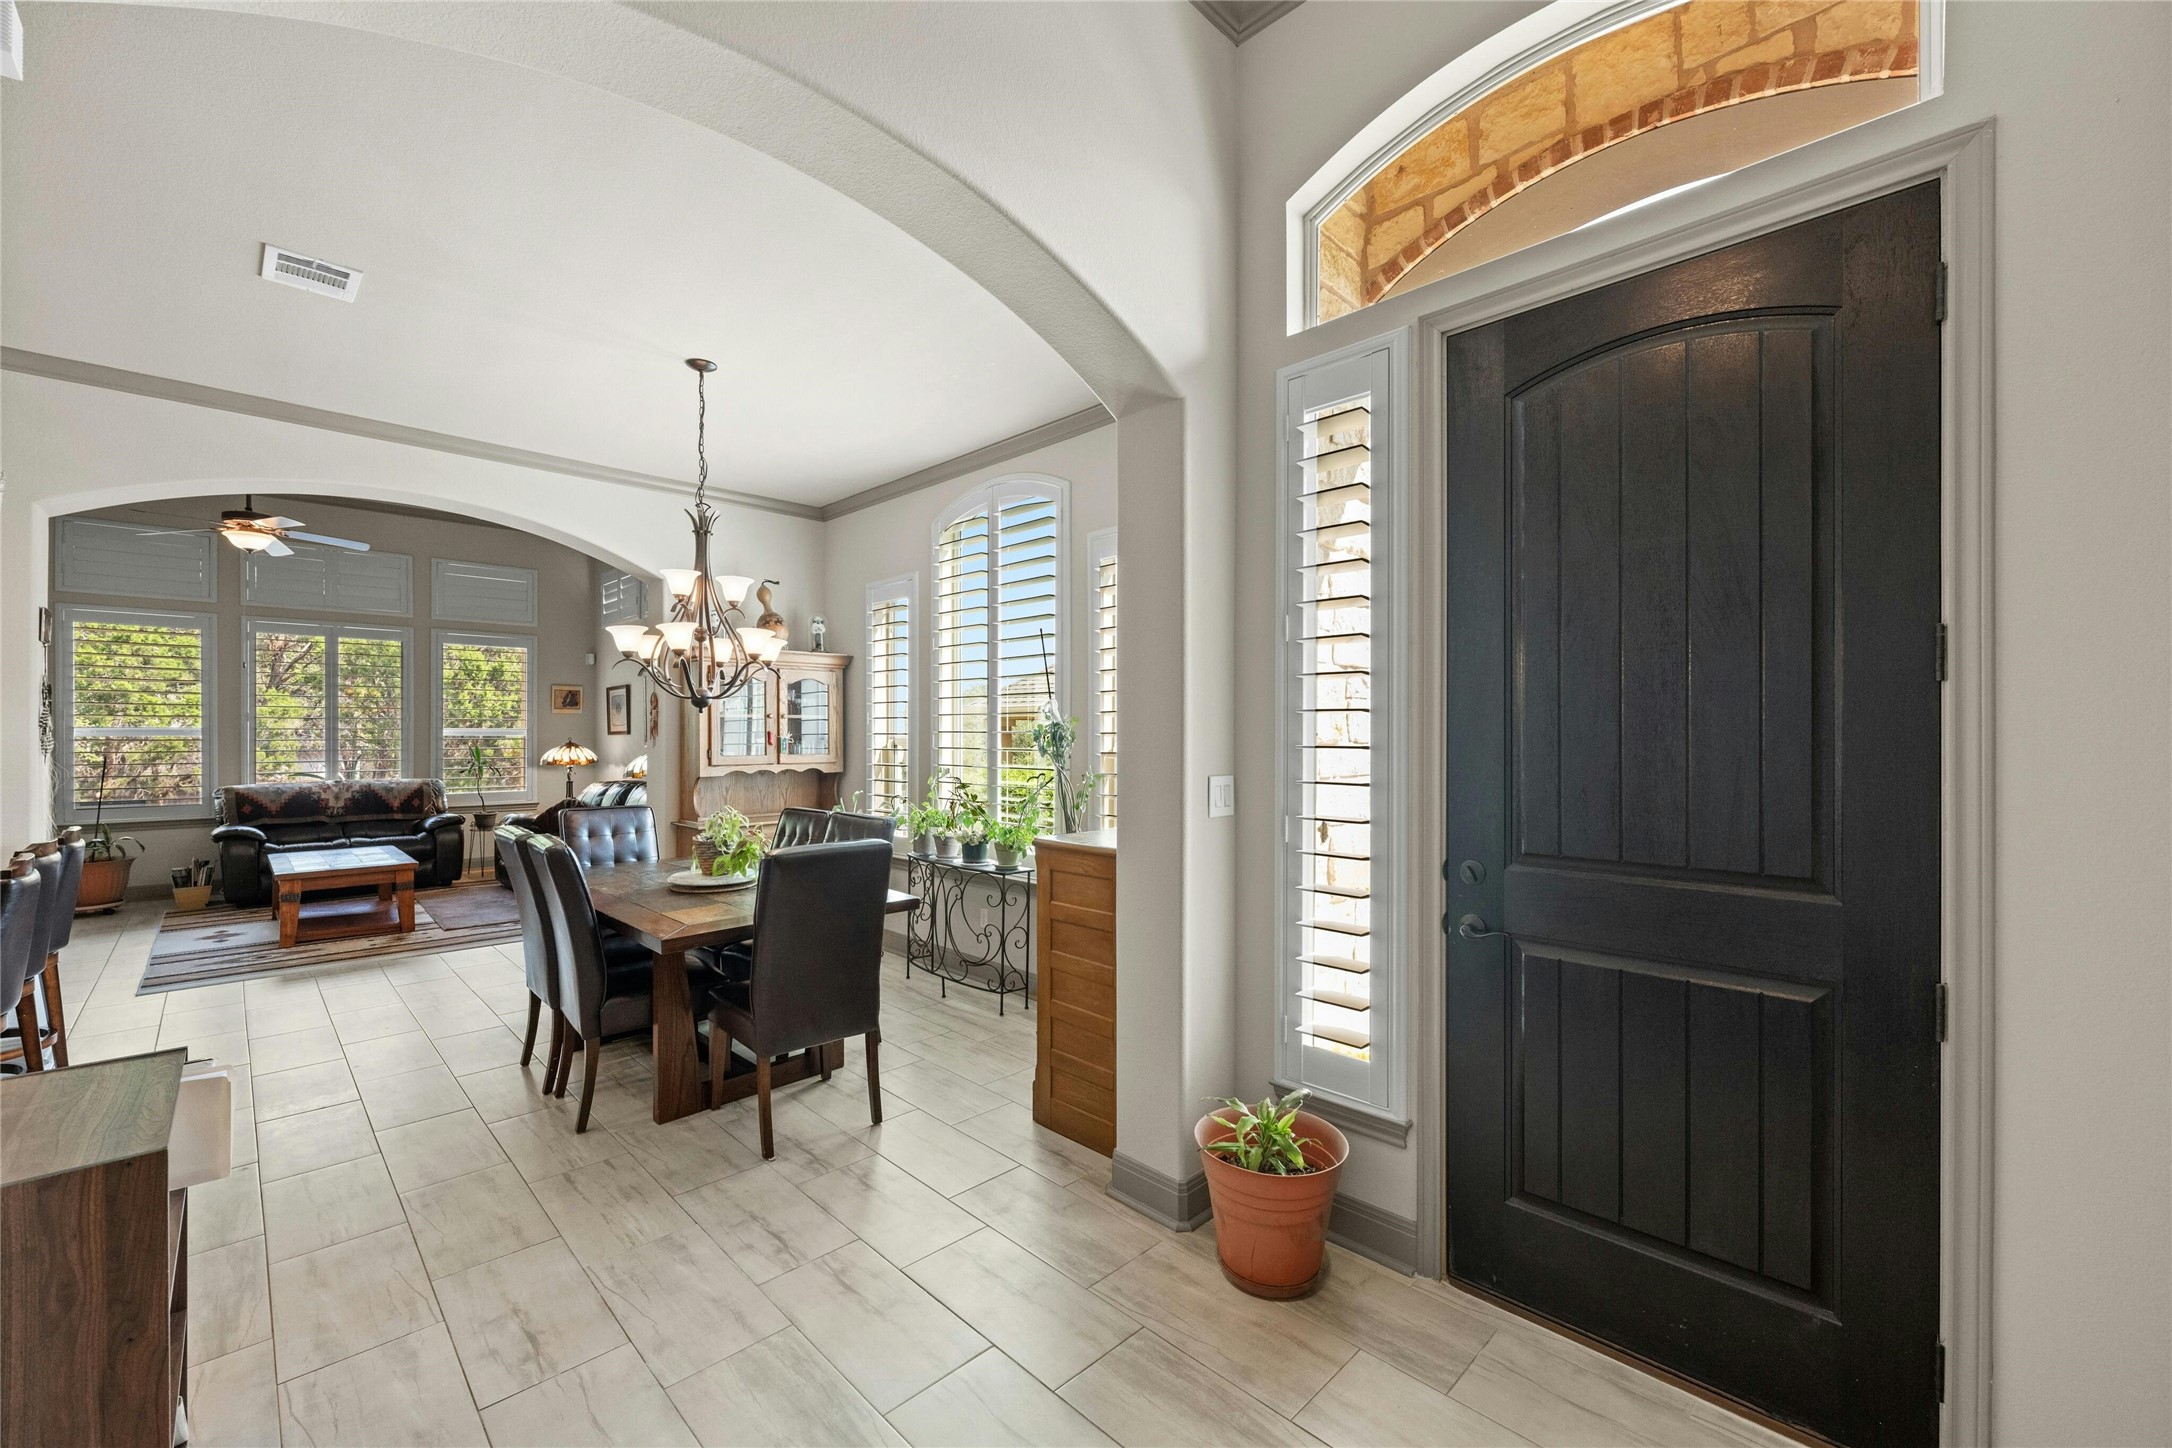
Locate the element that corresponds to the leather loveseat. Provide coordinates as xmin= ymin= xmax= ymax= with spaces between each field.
xmin=211 ymin=778 xmax=467 ymax=907
xmin=495 ymin=779 xmax=648 ymax=884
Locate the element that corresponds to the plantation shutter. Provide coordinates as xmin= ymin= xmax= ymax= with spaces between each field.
xmin=63 ymin=609 xmax=213 ymax=815
xmin=994 ymin=494 xmax=1060 ymax=823
xmin=934 ymin=511 xmax=991 ymax=809
xmin=1092 ymin=542 xmax=1119 ymax=829
xmin=867 ymin=586 xmax=912 ymax=816
xmin=439 ymin=634 xmax=533 ymax=796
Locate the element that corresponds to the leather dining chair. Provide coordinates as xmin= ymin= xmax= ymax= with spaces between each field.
xmin=705 ymin=838 xmax=893 ymax=1158
xmin=0 ymin=855 xmax=42 ymax=1075
xmin=525 ymin=831 xmax=658 ymax=1131
xmin=16 ymin=832 xmax=83 ymax=1071
xmin=770 ymin=807 xmax=831 ymax=850
xmin=496 ymin=823 xmax=562 ymax=1091
xmin=558 ymin=805 xmax=659 ymax=868
xmin=823 ymin=810 xmax=899 ymax=844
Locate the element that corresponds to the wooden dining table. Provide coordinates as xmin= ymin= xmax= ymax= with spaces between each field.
xmin=582 ymin=856 xmax=919 ymax=1124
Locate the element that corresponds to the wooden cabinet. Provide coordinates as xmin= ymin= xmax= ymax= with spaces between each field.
xmin=698 ymin=651 xmax=849 ymax=775
xmin=2 ymin=1049 xmax=190 ymax=1448
xmin=1033 ymin=830 xmax=1116 ymax=1155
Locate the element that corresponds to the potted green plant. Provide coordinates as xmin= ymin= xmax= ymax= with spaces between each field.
xmin=692 ymin=805 xmax=766 ymax=885
xmin=906 ymin=784 xmax=951 ymax=855
xmin=988 ymin=816 xmax=1038 ymax=870
xmin=956 ymin=797 xmax=991 ymax=864
xmin=75 ymin=742 xmax=144 ymax=911
xmin=1027 ymin=705 xmax=1101 ymax=834
xmin=460 ymin=741 xmax=500 ymax=832
xmin=1195 ymin=1088 xmax=1349 ymax=1299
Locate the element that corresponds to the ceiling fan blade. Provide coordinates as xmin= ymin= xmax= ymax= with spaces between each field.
xmin=265 ymin=516 xmax=306 ymax=530
xmin=263 ymin=538 xmax=295 ymax=558
xmin=285 ymin=531 xmax=370 ymax=552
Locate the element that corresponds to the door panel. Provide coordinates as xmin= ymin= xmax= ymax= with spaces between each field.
xmin=1448 ymin=183 xmax=1942 ymax=1446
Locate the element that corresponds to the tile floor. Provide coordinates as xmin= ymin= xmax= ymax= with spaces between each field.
xmin=52 ymin=903 xmax=1798 ymax=1448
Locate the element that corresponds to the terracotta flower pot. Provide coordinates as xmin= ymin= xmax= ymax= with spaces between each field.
xmin=76 ymin=854 xmax=134 ymax=913
xmin=1196 ymin=1108 xmax=1349 ymax=1298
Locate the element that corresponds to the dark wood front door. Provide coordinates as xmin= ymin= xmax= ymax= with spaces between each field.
xmin=1445 ymin=183 xmax=1942 ymax=1446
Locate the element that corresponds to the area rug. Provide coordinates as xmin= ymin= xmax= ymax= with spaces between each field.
xmin=140 ymin=881 xmax=519 ymax=992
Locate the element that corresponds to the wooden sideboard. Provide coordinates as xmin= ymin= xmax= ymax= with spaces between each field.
xmin=1 ymin=1049 xmax=190 ymax=1448
xmin=1033 ymin=830 xmax=1116 ymax=1154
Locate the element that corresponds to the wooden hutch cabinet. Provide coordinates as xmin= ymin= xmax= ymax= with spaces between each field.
xmin=680 ymin=650 xmax=852 ymax=842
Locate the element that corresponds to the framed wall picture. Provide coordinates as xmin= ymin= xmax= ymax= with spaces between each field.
xmin=606 ymin=683 xmax=632 ymax=736
xmin=550 ymin=684 xmax=584 ymax=714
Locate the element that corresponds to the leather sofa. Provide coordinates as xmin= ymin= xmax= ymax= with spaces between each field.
xmin=496 ymin=779 xmax=648 ymax=884
xmin=211 ymin=778 xmax=467 ymax=907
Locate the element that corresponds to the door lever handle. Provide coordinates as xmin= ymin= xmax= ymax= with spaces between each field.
xmin=1457 ymin=914 xmax=1504 ymax=940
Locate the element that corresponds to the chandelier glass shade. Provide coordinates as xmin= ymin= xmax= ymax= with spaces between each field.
xmin=610 ymin=359 xmax=786 ymax=709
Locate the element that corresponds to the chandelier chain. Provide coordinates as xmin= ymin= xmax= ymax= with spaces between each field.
xmin=694 ymin=366 xmax=708 ymax=509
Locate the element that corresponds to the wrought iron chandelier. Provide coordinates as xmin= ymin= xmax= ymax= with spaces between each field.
xmin=605 ymin=358 xmax=785 ymax=710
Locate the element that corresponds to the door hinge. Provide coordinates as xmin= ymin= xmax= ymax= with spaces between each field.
xmin=1937 ymin=622 xmax=1950 ymax=683
xmin=1936 ymin=982 xmax=1949 ymax=1044
xmin=1935 ymin=261 xmax=1948 ymax=323
xmin=1935 ymin=1341 xmax=1947 ymax=1403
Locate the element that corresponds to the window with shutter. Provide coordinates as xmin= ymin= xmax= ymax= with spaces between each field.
xmin=866 ymin=580 xmax=913 ymax=816
xmin=436 ymin=631 xmax=535 ymax=800
xmin=599 ymin=570 xmax=647 ymax=626
xmin=55 ymin=519 xmax=217 ymax=602
xmin=248 ymin=620 xmax=408 ymax=782
xmin=1087 ymin=530 xmax=1118 ymax=829
xmin=58 ymin=606 xmax=216 ymax=819
xmin=432 ymin=559 xmax=538 ymax=626
xmin=932 ymin=480 xmax=1065 ymax=825
xmin=245 ymin=545 xmax=412 ymax=615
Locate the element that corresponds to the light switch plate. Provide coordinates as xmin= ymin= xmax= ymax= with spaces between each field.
xmin=1209 ymin=775 xmax=1235 ymax=817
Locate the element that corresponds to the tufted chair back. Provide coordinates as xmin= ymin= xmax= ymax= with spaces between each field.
xmin=0 ymin=855 xmax=42 ymax=1021
xmin=823 ymin=810 xmax=898 ymax=844
xmin=558 ymin=806 xmax=658 ymax=869
xmin=771 ymin=807 xmax=830 ymax=850
xmin=495 ymin=824 xmax=554 ymax=1007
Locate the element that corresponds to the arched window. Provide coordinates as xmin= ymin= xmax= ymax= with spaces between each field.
xmin=931 ymin=477 xmax=1066 ymax=824
xmin=1297 ymin=0 xmax=1933 ymax=328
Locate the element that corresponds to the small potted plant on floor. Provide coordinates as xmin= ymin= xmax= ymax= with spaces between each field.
xmin=460 ymin=742 xmax=499 ymax=833
xmin=75 ymin=741 xmax=143 ymax=911
xmin=1196 ymin=1087 xmax=1349 ymax=1298
xmin=692 ymin=805 xmax=766 ymax=886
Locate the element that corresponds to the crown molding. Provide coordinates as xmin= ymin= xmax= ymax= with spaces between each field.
xmin=1191 ymin=0 xmax=1303 ymax=45
xmin=819 ymin=403 xmax=1113 ymax=520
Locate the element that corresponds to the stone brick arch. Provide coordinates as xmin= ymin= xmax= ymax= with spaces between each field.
xmin=1317 ymin=1 xmax=1920 ymax=321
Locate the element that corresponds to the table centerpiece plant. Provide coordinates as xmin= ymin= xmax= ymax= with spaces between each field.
xmin=1195 ymin=1087 xmax=1349 ymax=1299
xmin=692 ymin=805 xmax=766 ymax=885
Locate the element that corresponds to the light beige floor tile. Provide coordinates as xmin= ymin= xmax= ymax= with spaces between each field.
xmin=402 ymin=1160 xmax=560 ymax=1278
xmin=174 ymin=980 xmax=248 ymax=1009
xmin=189 ymin=1163 xmax=265 ymax=1254
xmin=261 ymin=1154 xmax=405 ymax=1263
xmin=167 ymin=1027 xmax=252 ymax=1067
xmin=790 ymin=1073 xmax=899 ymax=1136
xmin=678 ymin=1163 xmax=856 ymax=1285
xmin=420 ymin=997 xmax=509 ymax=1038
xmin=245 ymin=997 xmax=333 ymax=1038
xmin=70 ymin=993 xmax=167 ymax=1036
xmin=459 ymin=1059 xmax=568 ymax=1123
xmin=868 ymin=1111 xmax=1017 ymax=1197
xmin=906 ymin=1033 xmax=1032 ymax=1087
xmin=716 ymin=1093 xmax=876 ymax=1184
xmin=952 ymin=1102 xmax=1109 ymax=1187
xmin=247 ymin=1025 xmax=344 ymax=1075
xmin=245 ymin=972 xmax=324 ymax=1002
xmin=318 ymin=978 xmax=403 ymax=1014
xmin=470 ymin=980 xmax=530 ymax=1015
xmin=589 ymin=1227 xmax=789 ymax=1385
xmin=162 ymin=1001 xmax=248 ymax=1039
xmin=190 ymin=1236 xmax=273 ymax=1363
xmin=1062 ymin=1329 xmax=1326 ymax=1448
xmin=68 ymin=1025 xmax=164 ymax=1063
xmin=530 ymin=1154 xmax=696 ymax=1266
xmin=1285 ymin=1248 xmax=1499 ymax=1395
xmin=358 ymin=1062 xmax=473 ymax=1130
xmin=255 ymin=1100 xmax=377 ymax=1183
xmin=269 ymin=1223 xmax=441 ymax=1381
xmin=231 ymin=1106 xmax=258 ymax=1167
xmin=186 ymin=1340 xmax=280 ymax=1448
xmin=905 ymin=1228 xmax=1138 ymax=1389
xmin=1299 ymin=1350 xmax=1533 ymax=1448
xmin=763 ymin=1239 xmax=988 ymax=1413
xmin=668 ymin=1327 xmax=904 ymax=1448
xmin=277 ymin=1322 xmax=487 ymax=1446
xmin=378 ymin=1108 xmax=509 ymax=1192
xmin=436 ymin=1238 xmax=627 ymax=1407
xmin=1486 ymin=1322 xmax=1795 ymax=1448
xmin=606 ymin=1113 xmax=764 ymax=1196
xmin=436 ymin=1022 xmax=530 ymax=1075
xmin=801 ymin=1155 xmax=982 ymax=1268
xmin=888 ymin=1347 xmax=1116 ymax=1448
xmin=492 ymin=1107 xmax=627 ymax=1181
xmin=953 ymin=1169 xmax=1161 ymax=1287
xmin=881 ymin=1061 xmax=1006 ymax=1122
xmin=331 ymin=1002 xmax=423 ymax=1044
xmin=341 ymin=1029 xmax=445 ymax=1081
xmin=253 ymin=1058 xmax=359 ymax=1121
xmin=482 ymin=1342 xmax=697 ymax=1447
xmin=378 ymin=952 xmax=455 ymax=984
xmin=1093 ymin=1242 xmax=1355 ymax=1417
xmin=1452 ymin=1327 xmax=1769 ymax=1448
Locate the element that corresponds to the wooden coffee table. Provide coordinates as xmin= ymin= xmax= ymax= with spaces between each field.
xmin=269 ymin=845 xmax=418 ymax=948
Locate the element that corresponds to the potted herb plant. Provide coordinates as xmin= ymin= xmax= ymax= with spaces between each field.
xmin=988 ymin=817 xmax=1038 ymax=870
xmin=1195 ymin=1088 xmax=1349 ymax=1298
xmin=692 ymin=805 xmax=766 ymax=885
xmin=907 ymin=784 xmax=951 ymax=856
xmin=956 ymin=799 xmax=991 ymax=864
xmin=75 ymin=742 xmax=143 ymax=911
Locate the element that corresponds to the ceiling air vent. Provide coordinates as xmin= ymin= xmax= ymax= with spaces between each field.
xmin=259 ymin=244 xmax=363 ymax=302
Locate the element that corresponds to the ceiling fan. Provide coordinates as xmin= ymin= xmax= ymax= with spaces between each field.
xmin=135 ymin=496 xmax=371 ymax=557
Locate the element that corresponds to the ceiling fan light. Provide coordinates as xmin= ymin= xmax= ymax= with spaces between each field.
xmin=225 ymin=530 xmax=277 ymax=552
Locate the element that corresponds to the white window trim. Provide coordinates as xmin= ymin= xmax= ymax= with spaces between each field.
xmin=928 ymin=474 xmax=1070 ymax=820
xmin=1273 ymin=330 xmax=1409 ymax=1128
xmin=54 ymin=603 xmax=219 ymax=823
xmin=865 ymin=573 xmax=917 ymax=816
xmin=244 ymin=617 xmax=415 ymax=783
xmin=1084 ymin=527 xmax=1118 ymax=830
xmin=432 ymin=628 xmax=539 ymax=806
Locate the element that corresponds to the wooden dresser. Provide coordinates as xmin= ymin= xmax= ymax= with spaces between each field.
xmin=1 ymin=1049 xmax=190 ymax=1448
xmin=1033 ymin=830 xmax=1116 ymax=1154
